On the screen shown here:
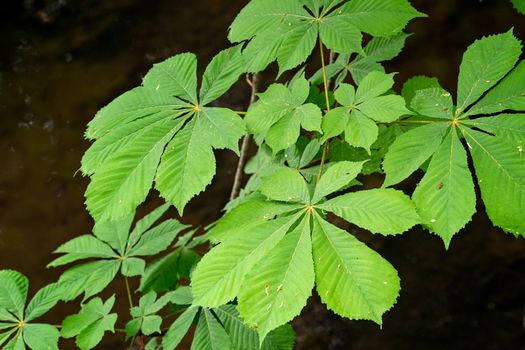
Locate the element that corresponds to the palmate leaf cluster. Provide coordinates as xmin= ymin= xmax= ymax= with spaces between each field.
xmin=2 ymin=0 xmax=525 ymax=349
xmin=383 ymin=30 xmax=525 ymax=246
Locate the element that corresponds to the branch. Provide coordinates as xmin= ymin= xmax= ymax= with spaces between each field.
xmin=230 ymin=73 xmax=259 ymax=200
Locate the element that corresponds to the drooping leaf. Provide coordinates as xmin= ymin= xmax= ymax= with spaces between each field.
xmin=155 ymin=118 xmax=216 ymax=214
xmin=192 ymin=215 xmax=300 ymax=308
xmin=214 ymin=305 xmax=295 ymax=350
xmin=206 ymin=200 xmax=301 ymax=243
xmin=191 ymin=309 xmax=231 ymax=350
xmin=238 ymin=217 xmax=314 ymax=341
xmin=85 ymin=117 xmax=186 ymax=222
xmin=319 ymin=188 xmax=420 ymax=235
xmin=312 ymin=214 xmax=400 ymax=324
xmin=412 ymin=128 xmax=476 ymax=247
xmin=462 ymin=128 xmax=525 ymax=236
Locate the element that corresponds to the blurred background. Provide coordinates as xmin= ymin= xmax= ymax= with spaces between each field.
xmin=1 ymin=0 xmax=524 ymax=349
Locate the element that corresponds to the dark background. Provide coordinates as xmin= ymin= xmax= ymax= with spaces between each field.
xmin=1 ymin=0 xmax=524 ymax=349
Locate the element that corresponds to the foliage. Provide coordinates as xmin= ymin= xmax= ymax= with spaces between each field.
xmin=2 ymin=0 xmax=524 ymax=349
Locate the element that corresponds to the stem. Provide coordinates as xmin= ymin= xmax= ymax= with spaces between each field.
xmin=316 ymin=39 xmax=332 ymax=186
xmin=235 ymin=111 xmax=247 ymax=115
xmin=124 ymin=276 xmax=134 ymax=309
xmin=230 ymin=73 xmax=259 ymax=200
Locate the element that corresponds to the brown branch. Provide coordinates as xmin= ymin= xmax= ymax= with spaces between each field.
xmin=230 ymin=73 xmax=259 ymax=200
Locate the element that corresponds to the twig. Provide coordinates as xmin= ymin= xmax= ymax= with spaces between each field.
xmin=230 ymin=73 xmax=259 ymax=200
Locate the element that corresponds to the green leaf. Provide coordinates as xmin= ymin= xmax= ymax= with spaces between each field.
xmin=163 ymin=307 xmax=198 ymax=350
xmin=23 ymin=324 xmax=59 ymax=350
xmin=357 ymin=33 xmax=409 ymax=62
xmin=200 ymin=46 xmax=244 ymax=105
xmin=312 ymin=214 xmax=400 ymax=324
xmin=463 ymin=128 xmax=525 ymax=236
xmin=192 ymin=215 xmax=300 ymax=308
xmin=457 ymin=30 xmax=522 ymax=113
xmin=340 ymin=0 xmax=425 ymax=37
xmin=82 ymin=112 xmax=179 ymax=175
xmin=228 ymin=0 xmax=307 ymax=43
xmin=312 ymin=161 xmax=364 ymax=203
xmin=84 ymin=87 xmax=189 ymax=140
xmin=344 ymin=111 xmax=378 ymax=152
xmin=410 ymin=88 xmax=454 ymax=119
xmin=413 ymin=129 xmax=476 ymax=247
xmin=4 ymin=331 xmax=25 ymax=350
xmin=334 ymin=83 xmax=356 ymax=106
xmin=320 ymin=107 xmax=349 ymax=143
xmin=238 ymin=216 xmax=314 ymax=341
xmin=241 ymin=21 xmax=302 ymax=73
xmin=319 ymin=188 xmax=420 ymax=235
xmin=511 ymin=0 xmax=525 ymax=14
xmin=61 ymin=296 xmax=117 ymax=350
xmin=246 ymin=82 xmax=319 ymax=153
xmin=296 ymin=104 xmax=323 ymax=132
xmin=0 ymin=329 xmax=17 ymax=347
xmin=57 ymin=260 xmax=120 ymax=301
xmin=129 ymin=219 xmax=186 ymax=257
xmin=463 ymin=114 xmax=525 ymax=144
xmin=383 ymin=123 xmax=450 ymax=187
xmin=354 ymin=71 xmax=394 ymax=104
xmin=265 ymin=113 xmax=301 ymax=153
xmin=121 ymin=258 xmax=146 ymax=277
xmin=52 ymin=235 xmax=116 ymax=260
xmin=128 ymin=203 xmax=171 ymax=247
xmin=401 ymin=76 xmax=441 ymax=106
xmin=277 ymin=22 xmax=318 ymax=76
xmin=155 ymin=118 xmax=215 ymax=213
xmin=358 ymin=95 xmax=411 ymax=122
xmin=206 ymin=200 xmax=301 ymax=243
xmin=0 ymin=270 xmax=28 ymax=319
xmin=25 ymin=284 xmax=62 ymax=322
xmin=143 ymin=52 xmax=198 ymax=104
xmin=171 ymin=287 xmax=194 ymax=305
xmin=320 ymin=15 xmax=362 ymax=54
xmin=0 ymin=307 xmax=17 ymax=322
xmin=191 ymin=309 xmax=231 ymax=350
xmin=259 ymin=168 xmax=310 ymax=203
xmin=466 ymin=61 xmax=525 ymax=116
xmin=139 ymin=253 xmax=180 ymax=293
xmin=85 ymin=117 xmax=186 ymax=222
xmin=246 ymin=85 xmax=293 ymax=134
xmin=214 ymin=305 xmax=295 ymax=350
xmin=92 ymin=215 xmax=133 ymax=254
xmin=199 ymin=108 xmax=246 ymax=153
